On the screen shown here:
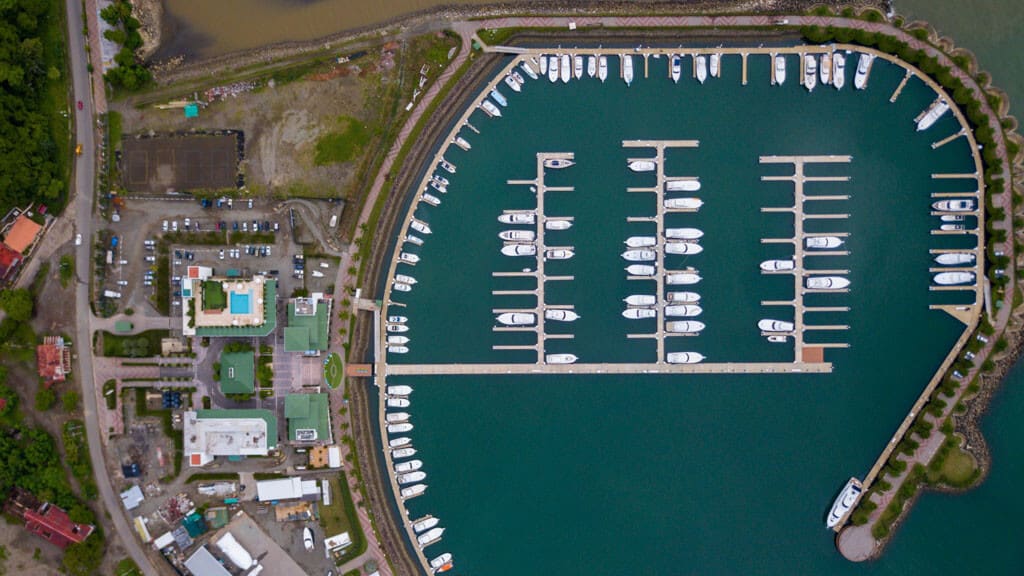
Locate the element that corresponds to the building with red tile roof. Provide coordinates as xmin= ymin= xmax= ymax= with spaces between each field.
xmin=2 ymin=214 xmax=43 ymax=254
xmin=0 ymin=243 xmax=21 ymax=284
xmin=36 ymin=336 xmax=72 ymax=385
xmin=4 ymin=488 xmax=95 ymax=549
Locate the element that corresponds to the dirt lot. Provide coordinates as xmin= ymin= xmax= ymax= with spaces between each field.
xmin=0 ymin=519 xmax=62 ymax=576
xmin=122 ymin=133 xmax=240 ymax=193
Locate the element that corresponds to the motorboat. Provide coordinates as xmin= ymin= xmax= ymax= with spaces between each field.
xmin=406 ymin=234 xmax=424 ymax=246
xmin=504 ymin=73 xmax=522 ymax=92
xmin=667 ymin=291 xmax=700 ymax=303
xmin=546 ymin=353 xmax=578 ymax=364
xmin=804 ymin=54 xmax=817 ymax=91
xmin=806 ymin=276 xmax=851 ymax=290
xmin=623 ymin=308 xmax=657 ymax=320
xmin=774 ymin=55 xmax=786 ymax=85
xmin=399 ymin=471 xmax=427 ymax=485
xmin=665 ymin=228 xmax=704 ymax=240
xmin=917 ymin=99 xmax=950 ymax=131
xmin=399 ymin=252 xmax=420 ymax=264
xmin=387 ymin=385 xmax=413 ymax=396
xmin=401 ymin=484 xmax=426 ymax=499
xmin=453 ymin=136 xmax=471 ymax=151
xmin=431 ymin=553 xmax=454 ymax=573
xmin=940 ymin=223 xmax=965 ymax=231
xmin=664 ymin=197 xmax=704 ymax=210
xmin=666 ymin=272 xmax=701 ymax=285
xmin=826 ymin=478 xmax=863 ymax=529
xmin=806 ymin=236 xmax=844 ymax=249
xmin=598 ymin=55 xmax=608 ymax=82
xmin=760 ymin=259 xmax=795 ymax=271
xmin=498 ymin=212 xmax=535 ymax=224
xmin=545 ymin=248 xmax=574 ymax=260
xmin=545 ymin=309 xmax=580 ymax=322
xmin=934 ymin=252 xmax=976 ymax=266
xmin=625 ymin=236 xmax=657 ymax=248
xmin=499 ymin=230 xmax=535 ymax=242
xmin=388 ymin=422 xmax=413 ymax=434
xmin=622 ymin=54 xmax=634 ymax=86
xmin=392 ymin=281 xmax=411 ymax=293
xmin=545 ymin=219 xmax=573 ymax=230
xmin=501 ymin=244 xmax=537 ymax=256
xmin=573 ymin=54 xmax=584 ymax=79
xmin=417 ymin=527 xmax=444 ymax=547
xmin=395 ymin=459 xmax=423 ymax=473
xmin=387 ymin=345 xmax=408 ymax=354
xmin=665 ymin=305 xmax=703 ymax=317
xmin=387 ymin=316 xmax=408 ymax=324
xmin=387 ymin=397 xmax=410 ymax=408
xmin=421 ymin=192 xmax=441 ymax=206
xmin=520 ymin=60 xmax=538 ymax=80
xmin=767 ymin=335 xmax=788 ymax=343
xmin=560 ymin=54 xmax=571 ymax=83
xmin=832 ymin=52 xmax=845 ymax=89
xmin=387 ymin=336 xmax=410 ymax=345
xmin=414 ymin=517 xmax=439 ymax=533
xmin=547 ymin=55 xmax=559 ymax=82
xmin=932 ymin=199 xmax=975 ymax=212
xmin=666 ymin=320 xmax=706 ymax=333
xmin=428 ymin=179 xmax=447 ymax=194
xmin=497 ymin=312 xmax=536 ymax=326
xmin=489 ymin=88 xmax=508 ymax=107
xmin=432 ymin=174 xmax=449 ymax=186
xmin=671 ymin=54 xmax=681 ymax=83
xmin=439 ymin=158 xmax=456 ymax=174
xmin=696 ymin=55 xmax=707 ymax=84
xmin=539 ymin=55 xmax=548 ymax=75
xmin=665 ymin=179 xmax=701 ymax=192
xmin=854 ymin=53 xmax=872 ymax=90
xmin=624 ymin=295 xmax=657 ymax=306
xmin=622 ymin=249 xmax=657 ymax=262
xmin=395 ymin=273 xmax=417 ymax=285
xmin=934 ymin=271 xmax=976 ymax=285
xmin=629 ymin=159 xmax=656 ymax=172
xmin=389 ymin=436 xmax=412 ymax=448
xmin=387 ymin=324 xmax=410 ymax=333
xmin=625 ymin=264 xmax=657 ymax=276
xmin=392 ymin=446 xmax=416 ymax=458
xmin=386 ymin=412 xmax=410 ymax=423
xmin=544 ymin=158 xmax=575 ymax=169
xmin=665 ymin=242 xmax=703 ymax=255
xmin=820 ymin=51 xmax=832 ymax=85
xmin=667 ymin=351 xmax=706 ymax=364
xmin=410 ymin=219 xmax=432 ymax=234
xmin=587 ymin=55 xmax=597 ymax=77
xmin=758 ymin=319 xmax=794 ymax=332
xmin=304 ymin=527 xmax=315 ymax=551
xmin=710 ymin=53 xmax=720 ymax=77
xmin=941 ymin=214 xmax=965 ymax=222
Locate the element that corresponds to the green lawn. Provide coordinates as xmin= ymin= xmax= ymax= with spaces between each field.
xmin=324 ymin=352 xmax=343 ymax=389
xmin=202 ymin=280 xmax=226 ymax=310
xmin=315 ymin=116 xmax=371 ymax=166
xmin=116 ymin=558 xmax=142 ymax=576
xmin=319 ymin=476 xmax=352 ymax=538
xmin=934 ymin=446 xmax=979 ymax=487
xmin=100 ymin=330 xmax=170 ymax=357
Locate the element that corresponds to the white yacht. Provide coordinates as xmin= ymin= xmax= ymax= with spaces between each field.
xmin=671 ymin=54 xmax=682 ymax=83
xmin=395 ymin=273 xmax=417 ymax=285
xmin=625 ymin=236 xmax=657 ymax=248
xmin=664 ymin=197 xmax=704 ymax=210
xmin=498 ymin=212 xmax=535 ymax=224
xmin=665 ymin=228 xmax=704 ymax=240
xmin=544 ymin=158 xmax=575 ymax=169
xmin=626 ymin=264 xmax=657 ymax=276
xmin=398 ymin=471 xmax=427 ymax=485
xmin=934 ymin=252 xmax=976 ymax=265
xmin=387 ymin=422 xmax=413 ymax=434
xmin=806 ymin=276 xmax=851 ymax=290
xmin=417 ymin=527 xmax=444 ymax=547
xmin=854 ymin=53 xmax=873 ymax=90
xmin=421 ymin=192 xmax=441 ymax=206
xmin=932 ymin=199 xmax=975 ymax=212
xmin=428 ymin=179 xmax=447 ymax=194
xmin=760 ymin=259 xmax=795 ymax=271
xmin=665 ymin=305 xmax=703 ymax=317
xmin=387 ymin=385 xmax=413 ymax=396
xmin=386 ymin=412 xmax=410 ymax=424
xmin=629 ymin=159 xmax=656 ymax=172
xmin=393 ymin=280 xmax=412 ymax=291
xmin=432 ymin=174 xmax=449 ymax=186
xmin=917 ymin=99 xmax=950 ymax=131
xmin=545 ymin=219 xmax=573 ymax=230
xmin=934 ymin=271 xmax=976 ymax=285
xmin=399 ymin=252 xmax=420 ymax=264
xmin=666 ymin=272 xmax=702 ymax=285
xmin=622 ymin=54 xmax=634 ymax=86
xmin=667 ymin=351 xmax=706 ymax=364
xmin=386 ymin=397 xmax=410 ymax=408
xmin=390 ymin=437 xmax=412 ymax=449
xmin=453 ymin=136 xmax=471 ymax=151
xmin=598 ymin=55 xmax=608 ymax=82
xmin=774 ymin=55 xmax=786 ymax=85
xmin=560 ymin=54 xmax=571 ymax=83
xmin=501 ymin=244 xmax=537 ymax=256
xmin=820 ymin=51 xmax=832 ymax=85
xmin=623 ymin=308 xmax=656 ymax=320
xmin=547 ymin=55 xmax=559 ymax=82
xmin=504 ymin=73 xmax=522 ymax=93
xmin=489 ymin=88 xmax=508 ymax=107
xmin=624 ymin=295 xmax=657 ymax=306
xmin=545 ymin=248 xmax=574 ymax=260
xmin=710 ymin=53 xmax=720 ymax=77
xmin=827 ymin=478 xmax=863 ymax=529
xmin=499 ymin=230 xmax=535 ymax=242
xmin=520 ymin=60 xmax=538 ymax=80
xmin=622 ymin=249 xmax=657 ymax=262
xmin=439 ymin=158 xmax=456 ymax=174
xmin=395 ymin=460 xmax=423 ymax=474
xmin=546 ymin=353 xmax=578 ymax=364
xmin=413 ymin=517 xmax=439 ymax=533
xmin=430 ymin=553 xmax=454 ymax=573
xmin=940 ymin=223 xmax=965 ymax=231
xmin=539 ymin=55 xmax=548 ymax=75
xmin=696 ymin=55 xmax=707 ymax=84
xmin=587 ymin=55 xmax=597 ymax=77
xmin=667 ymin=291 xmax=700 ymax=303
xmin=666 ymin=320 xmax=706 ymax=333
xmin=387 ymin=323 xmax=409 ymax=334
xmin=392 ymin=446 xmax=416 ymax=458
xmin=832 ymin=52 xmax=846 ymax=89
xmin=573 ymin=54 xmax=584 ymax=79
xmin=497 ymin=312 xmax=536 ymax=326
xmin=387 ymin=336 xmax=410 ymax=345
xmin=388 ymin=345 xmax=409 ymax=354
xmin=806 ymin=236 xmax=844 ymax=249
xmin=401 ymin=484 xmax=426 ymax=499
xmin=410 ymin=219 xmax=432 ymax=235
xmin=387 ymin=316 xmax=408 ymax=325
xmin=941 ymin=214 xmax=965 ymax=222
xmin=758 ymin=319 xmax=794 ymax=332
xmin=665 ymin=242 xmax=703 ymax=255
xmin=804 ymin=54 xmax=817 ymax=91
xmin=545 ymin=309 xmax=580 ymax=322
xmin=665 ymin=179 xmax=701 ymax=192
xmin=406 ymin=234 xmax=424 ymax=246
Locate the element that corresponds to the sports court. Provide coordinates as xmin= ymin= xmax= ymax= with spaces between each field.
xmin=122 ymin=134 xmax=238 ymax=193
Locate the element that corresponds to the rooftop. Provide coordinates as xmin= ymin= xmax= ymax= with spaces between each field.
xmin=36 ymin=336 xmax=71 ymax=384
xmin=184 ymin=409 xmax=277 ymax=466
xmin=193 ymin=279 xmax=278 ymax=337
xmin=0 ymin=243 xmax=22 ymax=282
xmin=284 ymin=393 xmax=331 ymax=443
xmin=284 ymin=297 xmax=331 ymax=353
xmin=219 ymin=351 xmax=255 ymax=395
xmin=2 ymin=214 xmax=42 ymax=254
xmin=23 ymin=502 xmax=95 ymax=548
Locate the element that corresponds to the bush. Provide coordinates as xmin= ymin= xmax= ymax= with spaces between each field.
xmin=63 ymin=390 xmax=80 ymax=412
xmin=35 ymin=388 xmax=57 ymax=411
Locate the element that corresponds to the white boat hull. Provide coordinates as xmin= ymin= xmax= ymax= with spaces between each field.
xmin=667 ymin=291 xmax=700 ymax=303
xmin=667 ymin=352 xmax=705 ymax=364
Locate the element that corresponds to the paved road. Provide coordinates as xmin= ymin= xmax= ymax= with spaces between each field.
xmin=65 ymin=0 xmax=159 ymax=572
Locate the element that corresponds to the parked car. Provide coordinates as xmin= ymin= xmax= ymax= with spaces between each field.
xmin=172 ymin=221 xmax=179 ymax=232
xmin=247 ymin=198 xmax=253 ymax=209
xmin=218 ymin=249 xmax=225 ymax=260
xmin=117 ymin=280 xmax=128 ymax=286
xmin=162 ymin=220 xmax=169 ymax=232
xmin=145 ymin=256 xmax=156 ymax=263
xmin=74 ymin=233 xmax=82 ymax=246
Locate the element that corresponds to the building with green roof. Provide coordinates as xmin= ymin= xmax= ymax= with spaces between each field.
xmin=219 ymin=351 xmax=255 ymax=394
xmin=284 ymin=297 xmax=332 ymax=355
xmin=284 ymin=393 xmax=331 ymax=444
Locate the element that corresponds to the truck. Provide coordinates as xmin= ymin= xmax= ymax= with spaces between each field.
xmin=105 ymin=250 xmax=113 ymax=265
xmin=103 ymin=290 xmax=122 ymax=299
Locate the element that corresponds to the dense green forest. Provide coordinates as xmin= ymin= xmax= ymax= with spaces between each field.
xmin=0 ymin=0 xmax=69 ymax=214
xmin=101 ymin=0 xmax=151 ymax=90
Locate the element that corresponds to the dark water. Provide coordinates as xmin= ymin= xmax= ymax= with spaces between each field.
xmin=379 ymin=49 xmax=1014 ymax=574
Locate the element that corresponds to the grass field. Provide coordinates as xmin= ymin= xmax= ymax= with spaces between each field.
xmin=315 ymin=116 xmax=371 ymax=166
xmin=100 ymin=330 xmax=170 ymax=357
xmin=202 ymin=280 xmax=226 ymax=310
xmin=325 ymin=352 xmax=343 ymax=389
xmin=319 ymin=476 xmax=353 ymax=537
xmin=116 ymin=558 xmax=142 ymax=576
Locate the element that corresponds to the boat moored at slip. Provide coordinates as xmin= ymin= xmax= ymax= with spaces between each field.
xmin=760 ymin=259 xmax=795 ymax=271
xmin=935 ymin=252 xmax=976 ymax=265
xmin=399 ymin=252 xmax=420 ymax=264
xmin=421 ymin=192 xmax=441 ymax=206
xmin=917 ymin=99 xmax=950 ymax=131
xmin=520 ymin=60 xmax=538 ymax=80
xmin=826 ymin=478 xmax=863 ymax=529
xmin=389 ymin=436 xmax=412 ymax=448
xmin=665 ymin=179 xmax=701 ymax=192
xmin=625 ymin=236 xmax=657 ymax=248
xmin=664 ymin=197 xmax=704 ymax=210
xmin=671 ymin=54 xmax=681 ymax=83
xmin=499 ymin=230 xmax=535 ymax=242
xmin=395 ymin=273 xmax=417 ymax=285
xmin=498 ymin=212 xmax=535 ymax=224
xmin=501 ymin=243 xmax=537 ymax=257
xmin=665 ymin=242 xmax=703 ymax=255
xmin=385 ymin=412 xmax=410 ymax=423
xmin=665 ymin=305 xmax=703 ymax=317
xmin=413 ymin=517 xmax=439 ymax=533
xmin=629 ymin=159 xmax=656 ymax=172
xmin=667 ymin=351 xmax=705 ymax=364
xmin=804 ymin=54 xmax=818 ymax=91
xmin=544 ymin=158 xmax=575 ymax=169
xmin=667 ymin=291 xmax=700 ymax=303
xmin=504 ymin=73 xmax=521 ymax=93
xmin=405 ymin=234 xmax=424 ymax=246
xmin=820 ymin=51 xmax=832 ymax=85
xmin=386 ymin=336 xmax=410 ymax=346
xmin=696 ymin=55 xmax=707 ymax=84
xmin=666 ymin=272 xmax=702 ymax=285
xmin=392 ymin=282 xmax=412 ymax=292
xmin=398 ymin=471 xmax=427 ymax=485
xmin=545 ymin=309 xmax=580 ymax=322
xmin=710 ymin=53 xmax=720 ymax=77
xmin=666 ymin=320 xmax=706 ymax=333
xmin=497 ymin=312 xmax=536 ymax=326
xmin=622 ymin=249 xmax=657 ymax=262
xmin=622 ymin=54 xmax=634 ymax=86
xmin=439 ymin=158 xmax=456 ymax=173
xmin=545 ymin=248 xmax=574 ymax=260
xmin=387 ymin=323 xmax=409 ymax=333
xmin=759 ymin=319 xmax=794 ymax=332
xmin=387 ymin=385 xmax=412 ymax=396
xmin=401 ymin=484 xmax=427 ymax=499
xmin=774 ymin=55 xmax=786 ymax=84
xmin=573 ymin=54 xmax=583 ymax=79
xmin=395 ymin=459 xmax=423 ymax=473
xmin=546 ymin=219 xmax=572 ymax=230
xmin=832 ymin=52 xmax=846 ymax=89
xmin=665 ymin=228 xmax=704 ymax=240
xmin=386 ymin=397 xmax=410 ymax=408
xmin=546 ymin=353 xmax=579 ymax=364
xmin=854 ymin=53 xmax=873 ymax=89
xmin=489 ymin=88 xmax=507 ymax=107
xmin=417 ymin=527 xmax=444 ymax=547
xmin=539 ymin=55 xmax=548 ymax=75
xmin=387 ymin=316 xmax=408 ymax=325
xmin=806 ymin=236 xmax=844 ymax=249
xmin=388 ymin=345 xmax=408 ymax=354
xmin=587 ymin=55 xmax=596 ymax=77
xmin=410 ymin=219 xmax=432 ymax=235
xmin=560 ymin=54 xmax=571 ymax=83
xmin=428 ymin=179 xmax=447 ymax=194
xmin=934 ymin=271 xmax=976 ymax=285
xmin=547 ymin=56 xmax=558 ymax=82
xmin=932 ymin=198 xmax=975 ymax=212
xmin=806 ymin=276 xmax=851 ymax=290
xmin=624 ymin=295 xmax=657 ymax=306
xmin=623 ymin=308 xmax=657 ymax=319
xmin=388 ymin=422 xmax=413 ymax=434
xmin=392 ymin=446 xmax=416 ymax=459
xmin=598 ymin=55 xmax=608 ymax=82
xmin=626 ymin=264 xmax=657 ymax=277
xmin=431 ymin=553 xmax=454 ymax=573
xmin=453 ymin=136 xmax=471 ymax=151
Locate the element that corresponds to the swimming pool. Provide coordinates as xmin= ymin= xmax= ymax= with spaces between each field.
xmin=229 ymin=291 xmax=252 ymax=314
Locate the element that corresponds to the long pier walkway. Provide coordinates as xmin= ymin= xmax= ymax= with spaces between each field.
xmin=387 ymin=361 xmax=831 ymax=376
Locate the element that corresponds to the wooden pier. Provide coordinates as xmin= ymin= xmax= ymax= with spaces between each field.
xmin=387 ymin=361 xmax=831 ymax=376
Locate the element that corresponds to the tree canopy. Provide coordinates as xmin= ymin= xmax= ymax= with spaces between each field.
xmin=100 ymin=0 xmax=151 ymax=91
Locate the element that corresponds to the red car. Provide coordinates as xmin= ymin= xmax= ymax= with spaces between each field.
xmin=76 ymin=100 xmax=83 ymax=110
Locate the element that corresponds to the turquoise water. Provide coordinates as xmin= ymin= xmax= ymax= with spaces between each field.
xmin=379 ymin=51 xmax=991 ymax=574
xmin=230 ymin=291 xmax=251 ymax=314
